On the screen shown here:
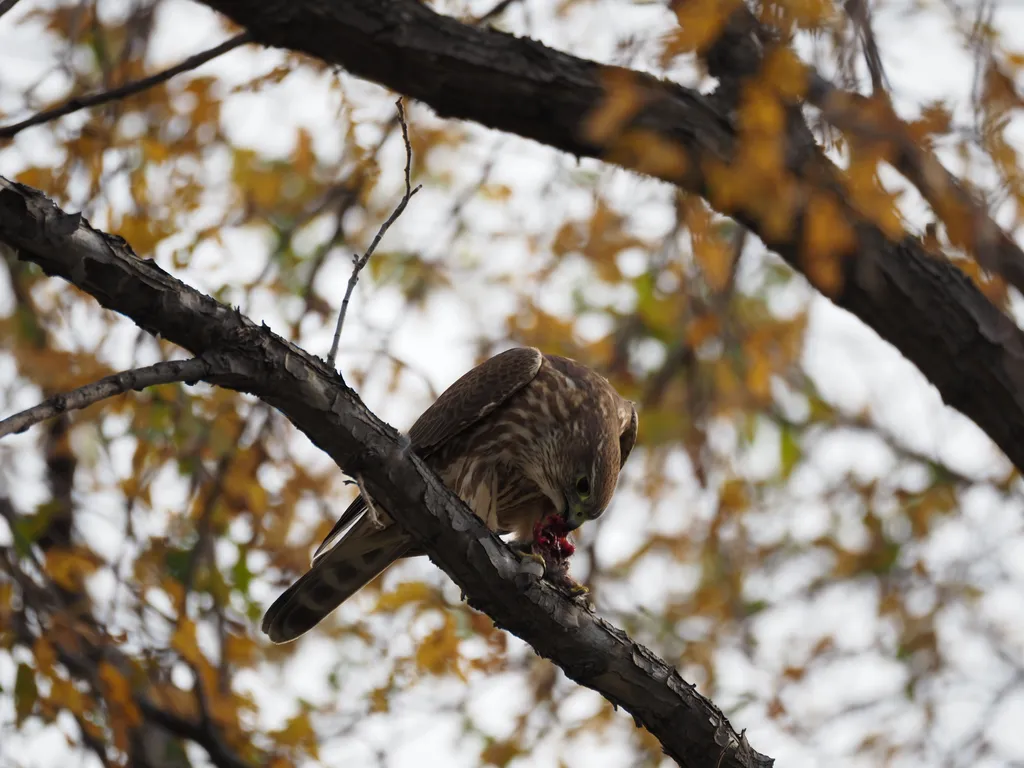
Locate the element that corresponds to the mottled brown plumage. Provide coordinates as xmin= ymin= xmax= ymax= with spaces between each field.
xmin=262 ymin=347 xmax=638 ymax=643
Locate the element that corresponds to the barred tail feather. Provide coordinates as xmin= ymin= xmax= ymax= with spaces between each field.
xmin=261 ymin=539 xmax=410 ymax=643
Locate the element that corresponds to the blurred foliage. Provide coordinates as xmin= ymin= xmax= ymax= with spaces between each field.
xmin=1 ymin=0 xmax=1024 ymax=766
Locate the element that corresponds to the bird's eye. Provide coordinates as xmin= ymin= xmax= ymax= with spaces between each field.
xmin=575 ymin=476 xmax=591 ymax=498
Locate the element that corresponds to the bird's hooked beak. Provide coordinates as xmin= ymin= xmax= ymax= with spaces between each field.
xmin=562 ymin=493 xmax=586 ymax=532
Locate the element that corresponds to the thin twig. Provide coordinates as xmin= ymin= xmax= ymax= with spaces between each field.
xmin=326 ymin=99 xmax=421 ymax=368
xmin=0 ymin=0 xmax=23 ymax=21
xmin=843 ymin=0 xmax=889 ymax=95
xmin=0 ymin=33 xmax=251 ymax=140
xmin=472 ymin=0 xmax=521 ymax=25
xmin=0 ymin=357 xmax=210 ymax=438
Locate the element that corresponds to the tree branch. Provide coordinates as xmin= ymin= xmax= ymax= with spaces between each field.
xmin=327 ymin=98 xmax=421 ymax=368
xmin=0 ymin=33 xmax=251 ymax=140
xmin=1 ymin=551 xmax=255 ymax=768
xmin=804 ymin=69 xmax=1024 ymax=296
xmin=0 ymin=357 xmax=211 ymax=439
xmin=0 ymin=178 xmax=772 ymax=768
xmin=187 ymin=0 xmax=1024 ymax=473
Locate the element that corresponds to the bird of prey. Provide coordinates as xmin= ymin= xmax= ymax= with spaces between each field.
xmin=262 ymin=347 xmax=638 ymax=643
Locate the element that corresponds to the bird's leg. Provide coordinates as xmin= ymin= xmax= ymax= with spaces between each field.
xmin=510 ymin=539 xmax=547 ymax=568
xmin=354 ymin=473 xmax=387 ymax=530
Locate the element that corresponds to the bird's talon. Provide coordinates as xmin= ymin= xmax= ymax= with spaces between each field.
xmin=520 ymin=551 xmax=547 ymax=567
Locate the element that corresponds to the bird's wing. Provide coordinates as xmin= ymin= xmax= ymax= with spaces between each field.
xmin=618 ymin=400 xmax=639 ymax=470
xmin=407 ymin=346 xmax=544 ymax=455
xmin=310 ymin=346 xmax=544 ymax=565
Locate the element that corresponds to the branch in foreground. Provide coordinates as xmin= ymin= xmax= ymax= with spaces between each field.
xmin=0 ymin=179 xmax=773 ymax=768
xmin=326 ymin=98 xmax=421 ymax=368
xmin=191 ymin=0 xmax=1024 ymax=475
xmin=1 ymin=547 xmax=254 ymax=768
xmin=0 ymin=357 xmax=210 ymax=438
xmin=0 ymin=33 xmax=252 ymax=140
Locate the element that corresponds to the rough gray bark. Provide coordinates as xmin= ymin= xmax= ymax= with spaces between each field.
xmin=0 ymin=177 xmax=773 ymax=768
xmin=190 ymin=0 xmax=1024 ymax=473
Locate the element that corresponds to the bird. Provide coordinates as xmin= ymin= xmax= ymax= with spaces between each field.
xmin=261 ymin=346 xmax=638 ymax=643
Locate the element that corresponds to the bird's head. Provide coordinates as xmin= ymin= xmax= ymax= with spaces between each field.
xmin=532 ymin=426 xmax=621 ymax=533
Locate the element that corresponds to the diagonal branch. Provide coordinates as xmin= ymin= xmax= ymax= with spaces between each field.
xmin=0 ymin=178 xmax=772 ymax=768
xmin=0 ymin=357 xmax=211 ymax=438
xmin=0 ymin=33 xmax=251 ymax=140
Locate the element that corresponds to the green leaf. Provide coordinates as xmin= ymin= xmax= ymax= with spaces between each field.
xmin=779 ymin=425 xmax=801 ymax=479
xmin=232 ymin=545 xmax=253 ymax=594
xmin=14 ymin=662 xmax=38 ymax=726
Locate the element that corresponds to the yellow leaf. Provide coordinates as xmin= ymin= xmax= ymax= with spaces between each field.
xmin=224 ymin=633 xmax=258 ymax=666
xmin=719 ymin=479 xmax=749 ymax=513
xmin=415 ymin=616 xmax=462 ymax=678
xmin=481 ymin=739 xmax=523 ymax=766
xmin=293 ymin=128 xmax=315 ymax=176
xmin=582 ymin=68 xmax=647 ymax=145
xmin=98 ymin=662 xmax=141 ymax=727
xmin=44 ymin=547 xmax=100 ymax=592
xmin=763 ymin=48 xmax=808 ymax=101
xmin=667 ymin=0 xmax=737 ymax=55
xmin=375 ymin=582 xmax=436 ymax=613
xmin=33 ymin=636 xmax=57 ymax=675
xmin=552 ymin=222 xmax=584 ymax=257
xmin=369 ymin=686 xmax=390 ymax=713
xmin=171 ymin=619 xmax=202 ymax=665
xmin=273 ymin=711 xmax=319 ymax=758
xmin=801 ymin=193 xmax=855 ymax=294
xmin=605 ymin=130 xmax=690 ymax=183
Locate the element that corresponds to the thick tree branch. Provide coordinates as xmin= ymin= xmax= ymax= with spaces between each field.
xmin=0 ymin=357 xmax=211 ymax=438
xmin=186 ymin=0 xmax=1024 ymax=474
xmin=0 ymin=179 xmax=773 ymax=768
xmin=0 ymin=0 xmax=22 ymax=20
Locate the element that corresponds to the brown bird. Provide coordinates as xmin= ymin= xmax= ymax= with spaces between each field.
xmin=261 ymin=347 xmax=638 ymax=643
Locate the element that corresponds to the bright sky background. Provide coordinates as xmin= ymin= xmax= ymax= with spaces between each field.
xmin=3 ymin=0 xmax=1024 ymax=766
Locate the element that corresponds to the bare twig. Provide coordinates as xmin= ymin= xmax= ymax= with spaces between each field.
xmin=0 ymin=0 xmax=23 ymax=21
xmin=0 ymin=33 xmax=251 ymax=140
xmin=843 ymin=0 xmax=889 ymax=95
xmin=326 ymin=99 xmax=421 ymax=368
xmin=471 ymin=0 xmax=521 ymax=25
xmin=0 ymin=357 xmax=210 ymax=438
